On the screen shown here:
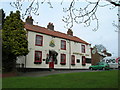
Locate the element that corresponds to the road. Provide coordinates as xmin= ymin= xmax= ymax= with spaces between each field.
xmin=17 ymin=69 xmax=117 ymax=77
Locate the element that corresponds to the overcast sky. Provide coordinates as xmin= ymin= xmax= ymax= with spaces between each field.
xmin=0 ymin=0 xmax=118 ymax=57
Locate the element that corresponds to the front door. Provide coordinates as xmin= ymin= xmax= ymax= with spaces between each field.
xmin=49 ymin=56 xmax=54 ymax=69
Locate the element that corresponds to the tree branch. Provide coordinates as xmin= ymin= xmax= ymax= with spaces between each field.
xmin=10 ymin=0 xmax=119 ymax=31
xmin=106 ymin=0 xmax=120 ymax=7
xmin=62 ymin=0 xmax=100 ymax=31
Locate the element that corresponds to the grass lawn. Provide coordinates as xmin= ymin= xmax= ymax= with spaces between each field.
xmin=2 ymin=70 xmax=118 ymax=88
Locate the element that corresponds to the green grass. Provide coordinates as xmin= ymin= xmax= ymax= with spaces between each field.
xmin=2 ymin=70 xmax=118 ymax=88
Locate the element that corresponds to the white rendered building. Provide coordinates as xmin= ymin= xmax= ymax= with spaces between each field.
xmin=17 ymin=16 xmax=92 ymax=69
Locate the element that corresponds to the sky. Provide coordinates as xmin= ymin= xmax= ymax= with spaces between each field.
xmin=0 ymin=0 xmax=118 ymax=57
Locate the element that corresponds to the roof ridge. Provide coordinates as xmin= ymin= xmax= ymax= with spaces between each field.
xmin=25 ymin=23 xmax=89 ymax=45
xmin=26 ymin=23 xmax=74 ymax=36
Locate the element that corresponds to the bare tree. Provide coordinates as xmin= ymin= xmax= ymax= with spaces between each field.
xmin=62 ymin=0 xmax=119 ymax=31
xmin=94 ymin=44 xmax=107 ymax=52
xmin=10 ymin=0 xmax=120 ymax=31
xmin=10 ymin=0 xmax=40 ymax=19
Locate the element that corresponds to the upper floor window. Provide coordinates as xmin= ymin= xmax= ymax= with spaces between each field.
xmin=60 ymin=54 xmax=66 ymax=65
xmin=35 ymin=35 xmax=43 ymax=46
xmin=71 ymin=55 xmax=75 ymax=65
xmin=34 ymin=51 xmax=42 ymax=64
xmin=82 ymin=45 xmax=85 ymax=53
xmin=61 ymin=40 xmax=66 ymax=50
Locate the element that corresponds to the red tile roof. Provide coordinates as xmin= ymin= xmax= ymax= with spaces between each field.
xmin=25 ymin=24 xmax=89 ymax=45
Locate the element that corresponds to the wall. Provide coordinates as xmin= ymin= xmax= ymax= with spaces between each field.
xmin=17 ymin=30 xmax=91 ymax=69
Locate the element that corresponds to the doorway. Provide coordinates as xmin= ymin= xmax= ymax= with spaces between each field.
xmin=49 ymin=56 xmax=54 ymax=69
xmin=49 ymin=50 xmax=58 ymax=69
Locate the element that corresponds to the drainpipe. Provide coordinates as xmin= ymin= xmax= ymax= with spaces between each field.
xmin=24 ymin=29 xmax=28 ymax=72
xmin=69 ymin=40 xmax=71 ymax=69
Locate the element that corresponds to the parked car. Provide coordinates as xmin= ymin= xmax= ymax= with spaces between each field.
xmin=89 ymin=62 xmax=110 ymax=70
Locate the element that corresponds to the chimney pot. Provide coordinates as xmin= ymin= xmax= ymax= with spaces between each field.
xmin=67 ymin=29 xmax=73 ymax=36
xmin=47 ymin=22 xmax=54 ymax=30
xmin=25 ymin=16 xmax=33 ymax=25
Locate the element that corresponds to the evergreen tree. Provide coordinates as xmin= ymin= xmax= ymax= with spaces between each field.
xmin=2 ymin=11 xmax=29 ymax=72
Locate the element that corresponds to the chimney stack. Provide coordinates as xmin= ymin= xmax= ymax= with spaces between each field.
xmin=67 ymin=29 xmax=73 ymax=36
xmin=25 ymin=16 xmax=33 ymax=25
xmin=47 ymin=22 xmax=54 ymax=30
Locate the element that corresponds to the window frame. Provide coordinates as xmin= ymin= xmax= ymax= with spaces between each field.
xmin=60 ymin=54 xmax=66 ymax=65
xmin=81 ymin=45 xmax=86 ymax=53
xmin=82 ymin=56 xmax=86 ymax=66
xmin=71 ymin=55 xmax=75 ymax=65
xmin=77 ymin=59 xmax=80 ymax=63
xmin=61 ymin=40 xmax=66 ymax=50
xmin=86 ymin=58 xmax=91 ymax=63
xmin=34 ymin=51 xmax=42 ymax=64
xmin=35 ymin=35 xmax=43 ymax=46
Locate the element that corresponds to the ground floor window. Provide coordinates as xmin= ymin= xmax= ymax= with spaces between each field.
xmin=60 ymin=54 xmax=66 ymax=65
xmin=76 ymin=59 xmax=80 ymax=63
xmin=71 ymin=55 xmax=75 ymax=65
xmin=82 ymin=56 xmax=86 ymax=66
xmin=86 ymin=58 xmax=91 ymax=63
xmin=34 ymin=51 xmax=42 ymax=64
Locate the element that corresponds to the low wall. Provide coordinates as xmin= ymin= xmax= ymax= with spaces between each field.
xmin=2 ymin=72 xmax=17 ymax=78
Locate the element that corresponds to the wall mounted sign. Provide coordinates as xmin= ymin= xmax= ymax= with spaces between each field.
xmin=85 ymin=54 xmax=89 ymax=56
xmin=49 ymin=40 xmax=55 ymax=47
xmin=92 ymin=48 xmax=97 ymax=54
xmin=73 ymin=52 xmax=84 ymax=55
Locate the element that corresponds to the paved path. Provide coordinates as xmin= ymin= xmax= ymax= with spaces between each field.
xmin=17 ymin=69 xmax=100 ymax=77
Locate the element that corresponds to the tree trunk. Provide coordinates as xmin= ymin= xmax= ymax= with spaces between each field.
xmin=2 ymin=53 xmax=17 ymax=72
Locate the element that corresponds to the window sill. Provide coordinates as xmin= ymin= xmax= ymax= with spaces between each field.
xmin=82 ymin=64 xmax=86 ymax=66
xmin=61 ymin=48 xmax=66 ymax=50
xmin=35 ymin=44 xmax=43 ymax=46
xmin=71 ymin=63 xmax=75 ymax=65
xmin=34 ymin=62 xmax=42 ymax=64
xmin=60 ymin=63 xmax=66 ymax=65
